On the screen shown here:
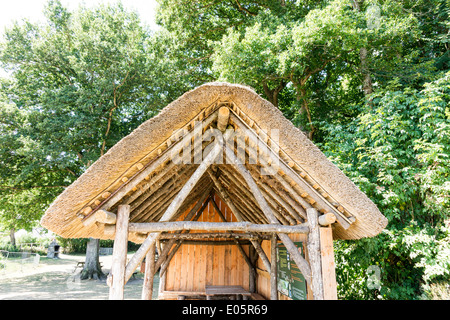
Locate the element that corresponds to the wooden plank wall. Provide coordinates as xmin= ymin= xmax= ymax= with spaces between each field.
xmin=162 ymin=194 xmax=337 ymax=300
xmin=164 ymin=194 xmax=250 ymax=293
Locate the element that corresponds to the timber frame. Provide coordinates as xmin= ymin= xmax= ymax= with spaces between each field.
xmin=41 ymin=83 xmax=387 ymax=300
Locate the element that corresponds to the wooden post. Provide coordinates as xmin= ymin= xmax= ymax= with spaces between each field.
xmin=141 ymin=243 xmax=156 ymax=300
xmin=248 ymin=245 xmax=257 ymax=294
xmin=320 ymin=226 xmax=337 ymax=299
xmin=108 ymin=205 xmax=130 ymax=300
xmin=307 ymin=208 xmax=324 ymax=300
xmin=270 ymin=234 xmax=278 ymax=300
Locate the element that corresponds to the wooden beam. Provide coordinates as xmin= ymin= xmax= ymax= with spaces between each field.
xmin=318 ymin=213 xmax=336 ymax=226
xmin=129 ymin=221 xmax=309 ymax=234
xmin=82 ymin=110 xmax=218 ymax=223
xmin=108 ymin=205 xmax=130 ymax=300
xmin=229 ymin=112 xmax=353 ymax=229
xmin=95 ymin=210 xmax=117 ymax=224
xmin=207 ymin=170 xmax=272 ymax=273
xmin=217 ymin=106 xmax=230 ymax=132
xmin=224 ymin=144 xmax=312 ymax=284
xmin=160 ymin=240 xmax=252 ymax=246
xmin=307 ymin=208 xmax=324 ymax=300
xmin=159 ymin=232 xmax=268 ymax=240
xmin=123 ymin=131 xmax=228 ymax=284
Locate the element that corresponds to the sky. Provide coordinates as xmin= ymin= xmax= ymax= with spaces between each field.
xmin=0 ymin=0 xmax=159 ymax=36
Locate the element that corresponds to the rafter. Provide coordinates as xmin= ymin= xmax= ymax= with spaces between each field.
xmin=229 ymin=112 xmax=353 ymax=229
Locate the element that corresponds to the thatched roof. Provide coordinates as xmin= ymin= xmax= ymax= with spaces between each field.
xmin=40 ymin=82 xmax=387 ymax=241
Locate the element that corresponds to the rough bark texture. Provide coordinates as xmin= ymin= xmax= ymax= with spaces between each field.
xmin=81 ymin=238 xmax=105 ymax=280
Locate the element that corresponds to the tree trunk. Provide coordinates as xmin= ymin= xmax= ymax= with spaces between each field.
xmin=352 ymin=0 xmax=374 ymax=98
xmin=81 ymin=238 xmax=105 ymax=280
xmin=262 ymin=80 xmax=286 ymax=109
xmin=9 ymin=228 xmax=16 ymax=248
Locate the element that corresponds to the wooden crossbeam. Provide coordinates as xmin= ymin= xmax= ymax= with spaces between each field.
xmin=129 ymin=221 xmax=309 ymax=234
xmin=158 ymin=232 xmax=270 ymax=240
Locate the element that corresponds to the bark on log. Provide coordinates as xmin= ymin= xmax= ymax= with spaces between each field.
xmin=108 ymin=205 xmax=130 ymax=300
xmin=217 ymin=106 xmax=230 ymax=132
xmin=270 ymin=234 xmax=278 ymax=300
xmin=128 ymin=221 xmax=309 ymax=234
xmin=141 ymin=243 xmax=156 ymax=300
xmin=307 ymin=208 xmax=324 ymax=300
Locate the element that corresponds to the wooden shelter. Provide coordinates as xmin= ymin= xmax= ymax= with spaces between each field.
xmin=40 ymin=83 xmax=387 ymax=300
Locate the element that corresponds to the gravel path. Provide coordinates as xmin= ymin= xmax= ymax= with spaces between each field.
xmin=0 ymin=253 xmax=159 ymax=300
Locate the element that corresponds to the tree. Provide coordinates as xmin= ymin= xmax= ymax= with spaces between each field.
xmin=0 ymin=0 xmax=153 ymax=279
xmin=0 ymin=93 xmax=59 ymax=247
xmin=212 ymin=0 xmax=423 ymax=139
xmin=320 ymin=71 xmax=450 ymax=299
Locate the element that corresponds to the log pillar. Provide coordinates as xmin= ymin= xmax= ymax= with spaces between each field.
xmin=320 ymin=226 xmax=338 ymax=299
xmin=108 ymin=204 xmax=130 ymax=300
xmin=141 ymin=243 xmax=156 ymax=300
xmin=270 ymin=234 xmax=278 ymax=300
xmin=306 ymin=208 xmax=324 ymax=300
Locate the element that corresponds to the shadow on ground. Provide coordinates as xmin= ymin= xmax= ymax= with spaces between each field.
xmin=0 ymin=254 xmax=159 ymax=300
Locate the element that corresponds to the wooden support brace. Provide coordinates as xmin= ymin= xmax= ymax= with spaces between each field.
xmin=224 ymin=144 xmax=312 ymax=284
xmin=123 ymin=130 xmax=229 ymax=284
xmin=207 ymin=170 xmax=272 ymax=273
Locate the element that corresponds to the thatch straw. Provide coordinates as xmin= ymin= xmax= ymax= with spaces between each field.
xmin=40 ymin=82 xmax=387 ymax=241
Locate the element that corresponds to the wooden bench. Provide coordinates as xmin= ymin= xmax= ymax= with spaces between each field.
xmin=205 ymin=285 xmax=252 ymax=300
xmin=250 ymin=293 xmax=266 ymax=300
